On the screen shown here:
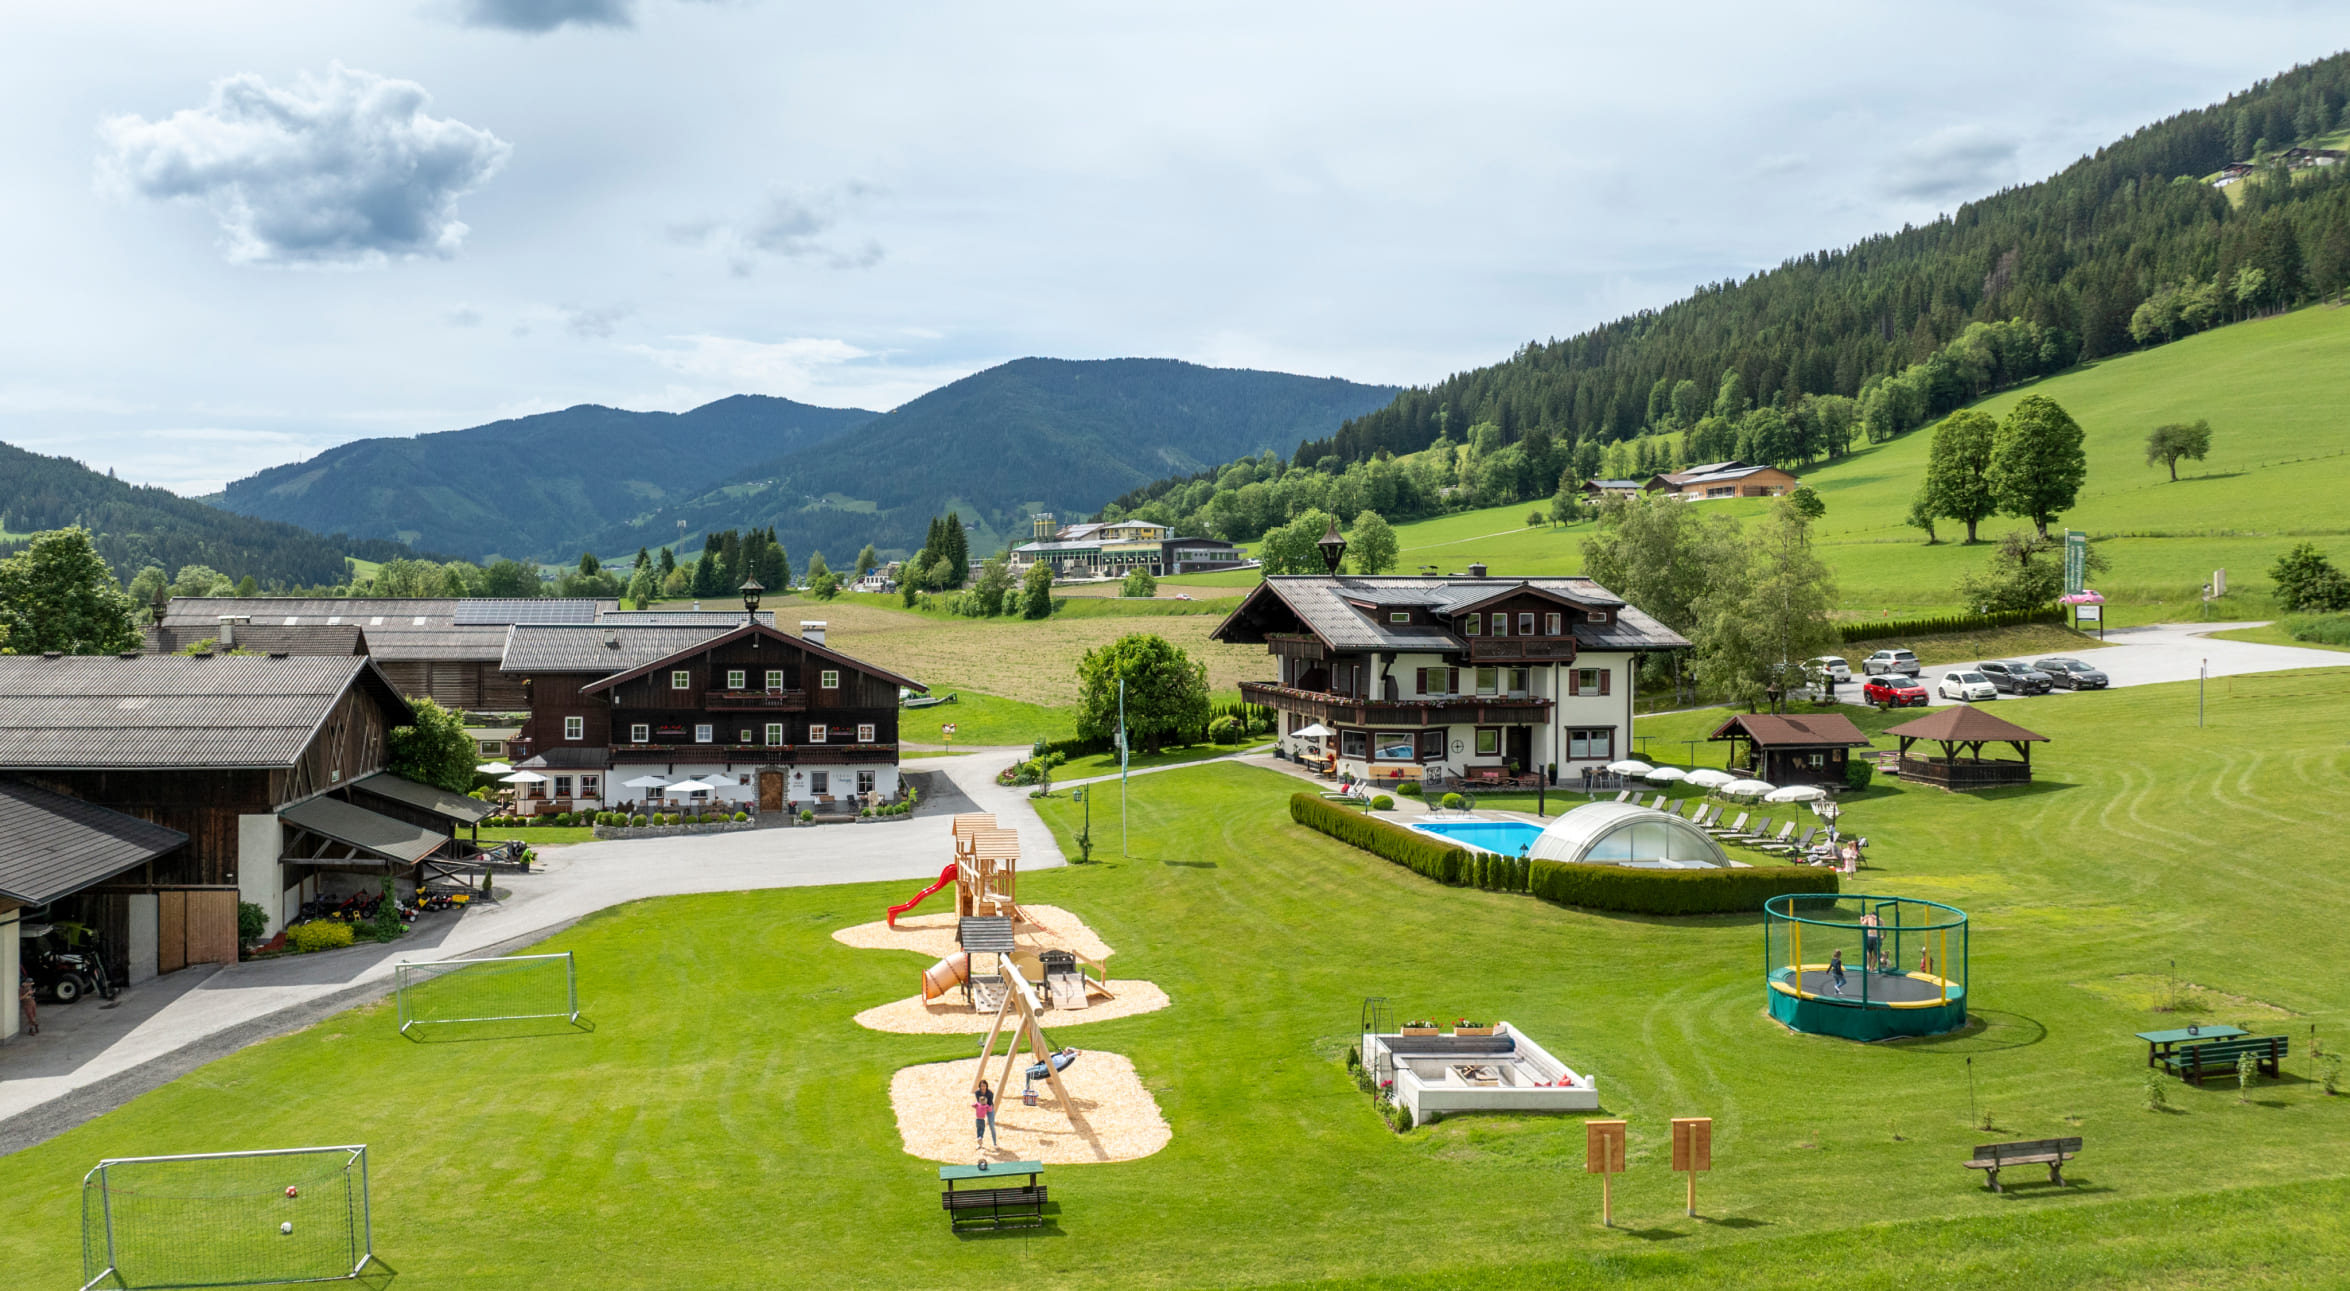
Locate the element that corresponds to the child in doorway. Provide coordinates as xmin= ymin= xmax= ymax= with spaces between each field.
xmin=1828 ymin=949 xmax=1847 ymax=996
xmin=973 ymin=1080 xmax=999 ymax=1148
xmin=18 ymin=974 xmax=37 ymax=1036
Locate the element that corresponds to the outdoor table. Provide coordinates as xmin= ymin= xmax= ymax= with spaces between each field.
xmin=938 ymin=1159 xmax=1046 ymax=1229
xmin=2134 ymin=1024 xmax=2246 ymax=1068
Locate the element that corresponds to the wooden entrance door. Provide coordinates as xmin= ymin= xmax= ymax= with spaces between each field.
xmin=157 ymin=889 xmax=239 ymax=973
xmin=758 ymin=771 xmax=785 ymax=811
xmin=1507 ymin=726 xmax=1534 ymax=775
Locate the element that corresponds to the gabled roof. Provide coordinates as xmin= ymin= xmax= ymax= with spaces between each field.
xmin=0 ymin=655 xmax=411 ymax=770
xmin=347 ymin=771 xmax=495 ymax=824
xmin=0 ymin=778 xmax=187 ymax=904
xmin=280 ymin=796 xmax=449 ymax=865
xmin=1884 ymin=706 xmax=2050 ymax=744
xmin=1213 ymin=576 xmax=1689 ymax=654
xmin=1707 ymin=712 xmax=1873 ymax=747
xmin=596 ymin=611 xmax=779 ymax=627
xmin=575 ymin=621 xmax=926 ymax=694
xmin=223 ymin=623 xmax=369 ymax=656
xmin=500 ymin=624 xmax=746 ymax=673
xmin=1674 ymin=464 xmax=1790 ymax=489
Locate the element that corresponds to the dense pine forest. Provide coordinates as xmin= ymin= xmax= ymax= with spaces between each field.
xmin=1108 ymin=53 xmax=2350 ymax=543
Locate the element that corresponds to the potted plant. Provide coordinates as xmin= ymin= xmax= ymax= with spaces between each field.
xmin=1400 ymin=1019 xmax=1440 ymax=1036
xmin=1453 ymin=1018 xmax=1496 ymax=1036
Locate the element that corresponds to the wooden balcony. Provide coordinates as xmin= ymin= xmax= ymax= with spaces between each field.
xmin=609 ymin=742 xmax=901 ymax=764
xmin=1237 ymin=681 xmax=1551 ymax=728
xmin=707 ymin=689 xmax=808 ymax=710
xmin=1266 ymin=633 xmax=1328 ymax=661
xmin=1464 ymin=637 xmax=1577 ymax=662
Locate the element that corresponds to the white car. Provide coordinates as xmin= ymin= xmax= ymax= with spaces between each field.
xmin=1937 ymin=670 xmax=1998 ymax=702
xmin=1862 ymin=648 xmax=1920 ymax=676
xmin=1810 ymin=655 xmax=1853 ymax=683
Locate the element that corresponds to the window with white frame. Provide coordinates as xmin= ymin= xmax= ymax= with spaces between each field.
xmin=727 ymin=669 xmax=746 ymax=689
xmin=765 ymin=669 xmax=784 ymax=691
xmin=1490 ymin=612 xmax=1510 ymax=637
xmin=478 ymin=739 xmax=502 ymax=755
xmin=819 ymin=669 xmax=840 ymax=689
xmin=857 ymin=770 xmax=876 ymax=795
xmin=765 ymin=723 xmax=784 ymax=746
xmin=1518 ymin=612 xmax=1535 ymax=636
xmin=1461 ymin=614 xmax=1481 ymax=636
xmin=1546 ymin=612 xmax=1562 ymax=635
xmin=857 ymin=723 xmax=875 ymax=743
xmin=738 ymin=729 xmax=752 ymax=744
xmin=811 ymin=771 xmax=829 ymax=794
xmin=1508 ymin=668 xmax=1529 ymax=694
xmin=695 ymin=724 xmax=713 ymax=743
xmin=1372 ymin=731 xmax=1416 ymax=761
xmin=1475 ymin=727 xmax=1500 ymax=756
xmin=1476 ymin=667 xmax=1499 ymax=696
xmin=553 ymin=775 xmax=572 ymax=796
xmin=671 ymin=670 xmax=691 ymax=690
xmin=1568 ymin=728 xmax=1612 ymax=759
xmin=581 ymin=774 xmax=600 ymax=797
xmin=809 ymin=724 xmax=827 ymax=743
xmin=1587 ymin=610 xmax=1608 ymax=623
xmin=631 ymin=723 xmax=650 ymax=742
xmin=1389 ymin=611 xmax=1410 ymax=624
xmin=564 ymin=715 xmax=583 ymax=740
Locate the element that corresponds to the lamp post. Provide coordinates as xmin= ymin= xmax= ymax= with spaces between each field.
xmin=1317 ymin=522 xmax=1348 ymax=574
xmin=738 ymin=576 xmax=764 ymax=623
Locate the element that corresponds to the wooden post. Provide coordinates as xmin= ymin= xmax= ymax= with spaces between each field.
xmin=1585 ymin=1120 xmax=1627 ymax=1227
xmin=1670 ymin=1117 xmax=1712 ymax=1217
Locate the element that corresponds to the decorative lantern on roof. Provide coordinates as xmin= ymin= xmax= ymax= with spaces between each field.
xmin=739 ymin=577 xmax=765 ymax=618
xmin=1317 ymin=521 xmax=1347 ymax=574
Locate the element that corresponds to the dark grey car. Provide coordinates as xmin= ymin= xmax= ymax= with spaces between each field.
xmin=1979 ymin=660 xmax=2054 ymax=695
xmin=2033 ymin=657 xmax=2111 ymax=690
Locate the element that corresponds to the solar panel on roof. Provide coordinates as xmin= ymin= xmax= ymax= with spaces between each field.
xmin=452 ymin=599 xmax=601 ymax=625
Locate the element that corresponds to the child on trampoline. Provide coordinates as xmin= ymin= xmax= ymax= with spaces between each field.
xmin=1859 ymin=911 xmax=1884 ymax=972
xmin=1829 ymin=949 xmax=1847 ymax=996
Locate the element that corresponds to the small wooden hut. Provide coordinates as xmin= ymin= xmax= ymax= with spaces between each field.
xmin=1707 ymin=713 xmax=1872 ymax=786
xmin=1883 ymin=706 xmax=2048 ymax=790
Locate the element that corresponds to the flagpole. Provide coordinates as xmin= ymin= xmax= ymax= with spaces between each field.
xmin=1119 ymin=676 xmax=1130 ymax=857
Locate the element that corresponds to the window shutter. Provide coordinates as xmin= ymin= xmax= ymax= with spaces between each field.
xmin=1447 ymin=667 xmax=1459 ymax=693
xmin=1599 ymin=669 xmax=1612 ymax=695
xmin=1415 ymin=668 xmax=1428 ymax=695
xmin=1568 ymin=670 xmax=1581 ymax=696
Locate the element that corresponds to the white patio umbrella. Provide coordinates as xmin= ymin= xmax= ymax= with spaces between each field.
xmin=1765 ymin=784 xmax=1828 ymax=803
xmin=1606 ymin=759 xmax=1654 ymax=775
xmin=475 ymin=760 xmax=513 ymax=775
xmin=1684 ymin=768 xmax=1738 ymax=789
xmin=622 ymin=774 xmax=669 ymax=789
xmin=1723 ymin=778 xmax=1776 ymax=797
xmin=499 ymin=770 xmax=548 ymax=785
xmin=1292 ymin=723 xmax=1333 ymax=739
xmin=1643 ymin=766 xmax=1688 ymax=783
xmin=666 ymin=778 xmax=715 ymax=795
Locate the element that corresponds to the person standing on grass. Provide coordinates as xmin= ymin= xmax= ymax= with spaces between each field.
xmin=973 ymin=1080 xmax=999 ymax=1148
xmin=18 ymin=974 xmax=36 ymax=1036
xmin=1829 ymin=949 xmax=1847 ymax=996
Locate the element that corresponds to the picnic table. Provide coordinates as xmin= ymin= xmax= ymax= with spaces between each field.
xmin=939 ymin=1159 xmax=1047 ymax=1229
xmin=2133 ymin=1024 xmax=2247 ymax=1068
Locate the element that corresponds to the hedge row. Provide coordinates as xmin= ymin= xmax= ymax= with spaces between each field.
xmin=1290 ymin=792 xmax=1834 ymax=915
xmin=1527 ymin=859 xmax=1833 ymax=915
xmin=1838 ymin=605 xmax=2064 ymax=645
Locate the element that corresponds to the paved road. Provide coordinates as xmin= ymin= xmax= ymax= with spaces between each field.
xmin=0 ymin=750 xmax=1054 ymax=1151
xmin=1887 ymin=621 xmax=2348 ymax=706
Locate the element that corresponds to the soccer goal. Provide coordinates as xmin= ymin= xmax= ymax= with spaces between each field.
xmin=394 ymin=950 xmax=579 ymax=1034
xmin=80 ymin=1145 xmax=372 ymax=1290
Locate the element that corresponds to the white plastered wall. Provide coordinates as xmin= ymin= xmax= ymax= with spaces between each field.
xmin=1 ymin=903 xmax=19 ymax=1041
xmin=127 ymin=894 xmax=159 ymax=984
xmin=237 ymin=813 xmax=284 ymax=937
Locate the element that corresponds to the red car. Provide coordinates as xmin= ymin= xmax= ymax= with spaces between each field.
xmin=1863 ymin=673 xmax=1929 ymax=708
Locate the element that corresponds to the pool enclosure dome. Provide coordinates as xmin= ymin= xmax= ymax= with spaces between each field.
xmin=1526 ymin=802 xmax=1729 ymax=869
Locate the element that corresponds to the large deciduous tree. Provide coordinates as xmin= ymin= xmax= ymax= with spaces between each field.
xmin=1075 ymin=632 xmax=1210 ymax=755
xmin=1987 ymin=395 xmax=2088 ymax=539
xmin=387 ymin=696 xmax=479 ymax=793
xmin=1348 ymin=511 xmax=1398 ymax=574
xmin=1922 ymin=409 xmax=1999 ymax=543
xmin=2144 ymin=419 xmax=2212 ymax=482
xmin=1255 ymin=509 xmax=1341 ymax=575
xmin=1690 ymin=501 xmax=1841 ymax=713
xmin=1019 ymin=558 xmax=1055 ymax=619
xmin=2269 ymin=542 xmax=2350 ymax=611
xmin=0 ymin=527 xmax=140 ymax=655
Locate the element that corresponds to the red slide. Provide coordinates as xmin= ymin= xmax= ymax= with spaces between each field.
xmin=888 ymin=863 xmax=959 ymax=927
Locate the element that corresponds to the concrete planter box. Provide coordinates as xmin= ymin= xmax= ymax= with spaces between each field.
xmin=592 ymin=819 xmax=763 ymax=840
xmin=1368 ymin=1021 xmax=1599 ymax=1120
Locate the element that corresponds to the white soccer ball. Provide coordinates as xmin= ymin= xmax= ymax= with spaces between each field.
xmin=281 ymin=1222 xmax=294 ymax=1235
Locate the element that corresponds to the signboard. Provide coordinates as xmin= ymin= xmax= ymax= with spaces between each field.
xmin=1670 ymin=1117 xmax=1713 ymax=1173
xmin=2063 ymin=531 xmax=2086 ymax=596
xmin=941 ymin=723 xmax=957 ymax=736
xmin=2074 ymin=604 xmax=2101 ymax=623
xmin=2212 ymin=568 xmax=2227 ymax=597
xmin=1585 ymin=1119 xmax=1627 ymax=1227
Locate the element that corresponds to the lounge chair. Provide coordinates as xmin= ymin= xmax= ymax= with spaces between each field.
xmin=1649 ymin=794 xmax=1669 ymax=811
xmin=1613 ymin=790 xmax=1633 ymax=803
xmin=1706 ymin=811 xmax=1748 ymax=838
xmin=1762 ymin=826 xmax=1817 ymax=856
xmin=1744 ymin=821 xmax=1793 ymax=848
xmin=1697 ymin=805 xmax=1723 ymax=829
xmin=1681 ymin=799 xmax=1706 ymax=820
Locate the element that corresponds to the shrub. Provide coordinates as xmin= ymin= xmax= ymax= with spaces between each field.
xmin=1370 ymin=795 xmax=1395 ymax=811
xmin=860 ymin=807 xmax=873 ymax=818
xmin=2319 ymin=1051 xmax=2343 ymax=1096
xmin=1440 ymin=792 xmax=1466 ymax=810
xmin=286 ymin=921 xmax=355 ymax=954
xmin=2144 ymin=1067 xmax=2168 ymax=1111
xmin=1207 ymin=715 xmax=1244 ymax=744
xmin=237 ymin=901 xmax=269 ymax=945
xmin=733 ymin=812 xmax=749 ymax=823
xmin=1845 ymin=758 xmax=1875 ymax=792
xmin=369 ymin=881 xmax=404 ymax=943
xmin=2283 ymin=612 xmax=2350 ymax=647
xmin=631 ymin=814 xmax=647 ymax=827
xmin=1290 ymin=794 xmax=1472 ymax=886
xmin=1528 ymin=859 xmax=1831 ymax=915
xmin=800 ymin=809 xmax=815 ymax=823
xmin=557 ymin=812 xmax=574 ymax=827
xmin=1397 ymin=781 xmax=1422 ymax=797
xmin=1837 ymin=605 xmax=2064 ymax=644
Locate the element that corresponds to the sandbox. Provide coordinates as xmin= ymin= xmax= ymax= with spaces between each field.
xmin=832 ymin=904 xmax=1113 ymax=963
xmin=891 ymin=1052 xmax=1171 ymax=1165
xmin=855 ymin=980 xmax=1171 ymax=1034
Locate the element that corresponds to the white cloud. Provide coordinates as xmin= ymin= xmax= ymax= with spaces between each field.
xmin=456 ymin=0 xmax=634 ymax=31
xmin=562 ymin=302 xmax=633 ymax=338
xmin=673 ymin=188 xmax=885 ymax=275
xmin=1880 ymin=125 xmax=2021 ymax=203
xmin=446 ymin=304 xmax=484 ymax=326
xmin=97 ymin=64 xmax=511 ymax=265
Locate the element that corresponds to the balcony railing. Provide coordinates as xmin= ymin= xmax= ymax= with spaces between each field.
xmin=706 ymin=689 xmax=808 ymax=710
xmin=1465 ymin=638 xmax=1577 ymax=662
xmin=1238 ymin=681 xmax=1552 ymax=727
xmin=608 ymin=741 xmax=900 ymax=764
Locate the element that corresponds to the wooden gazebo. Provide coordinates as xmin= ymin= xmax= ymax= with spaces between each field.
xmin=1883 ymin=706 xmax=2048 ymax=791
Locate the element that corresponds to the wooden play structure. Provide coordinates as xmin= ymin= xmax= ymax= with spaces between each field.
xmin=953 ymin=814 xmax=1025 ymax=920
xmin=900 ymin=814 xmax=1116 ymax=1011
xmin=972 ymin=960 xmax=1083 ymax=1118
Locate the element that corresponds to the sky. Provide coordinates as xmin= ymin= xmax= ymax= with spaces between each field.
xmin=0 ymin=2 xmax=2343 ymax=495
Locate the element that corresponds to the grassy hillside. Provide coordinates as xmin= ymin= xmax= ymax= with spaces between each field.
xmin=1368 ymin=303 xmax=2350 ymax=620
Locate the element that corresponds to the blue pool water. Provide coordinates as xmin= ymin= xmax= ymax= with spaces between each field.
xmin=1409 ymin=819 xmax=1545 ymax=855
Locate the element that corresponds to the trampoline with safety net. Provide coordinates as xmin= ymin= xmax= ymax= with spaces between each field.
xmin=1763 ymin=894 xmax=1969 ymax=1040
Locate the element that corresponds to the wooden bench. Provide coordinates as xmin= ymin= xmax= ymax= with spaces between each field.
xmin=1963 ymin=1137 xmax=2081 ymax=1192
xmin=2160 ymin=1034 xmax=2288 ymax=1086
xmin=941 ymin=1183 xmax=1048 ymax=1228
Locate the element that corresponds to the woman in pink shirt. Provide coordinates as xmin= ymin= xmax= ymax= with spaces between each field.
xmin=972 ymin=1079 xmax=999 ymax=1148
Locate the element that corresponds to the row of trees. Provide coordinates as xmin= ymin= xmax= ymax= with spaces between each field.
xmin=1911 ymin=395 xmax=2090 ymax=544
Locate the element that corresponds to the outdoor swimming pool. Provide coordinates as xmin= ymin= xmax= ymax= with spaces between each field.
xmin=1409 ymin=819 xmax=1544 ymax=855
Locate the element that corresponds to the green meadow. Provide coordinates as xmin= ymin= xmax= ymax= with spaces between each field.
xmin=5 ymin=670 xmax=2349 ymax=1288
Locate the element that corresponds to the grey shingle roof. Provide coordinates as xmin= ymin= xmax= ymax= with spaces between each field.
xmin=280 ymin=796 xmax=449 ymax=865
xmin=347 ymin=771 xmax=496 ymax=824
xmin=596 ymin=611 xmax=779 ymax=627
xmin=500 ymin=624 xmax=741 ymax=673
xmin=1213 ymin=575 xmax=1689 ymax=653
xmin=0 ymin=778 xmax=187 ymax=904
xmin=347 ymin=625 xmax=514 ymax=662
xmin=224 ymin=623 xmax=368 ymax=655
xmin=159 ymin=597 xmax=610 ymax=632
xmin=0 ymin=655 xmax=402 ymax=769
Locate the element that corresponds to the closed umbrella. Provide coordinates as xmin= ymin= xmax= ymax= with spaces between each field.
xmin=1765 ymin=785 xmax=1828 ymax=803
xmin=1684 ymin=768 xmax=1737 ymax=789
xmin=1723 ymin=778 xmax=1776 ymax=797
xmin=1606 ymin=759 xmax=1654 ymax=775
xmin=1643 ymin=766 xmax=1688 ymax=783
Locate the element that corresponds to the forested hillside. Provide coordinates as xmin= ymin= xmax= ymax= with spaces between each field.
xmin=0 ymin=441 xmax=420 ymax=587
xmin=217 ymin=395 xmax=879 ymax=562
xmin=586 ymin=358 xmax=1399 ymax=562
xmin=1111 ymin=52 xmax=2350 ymax=544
